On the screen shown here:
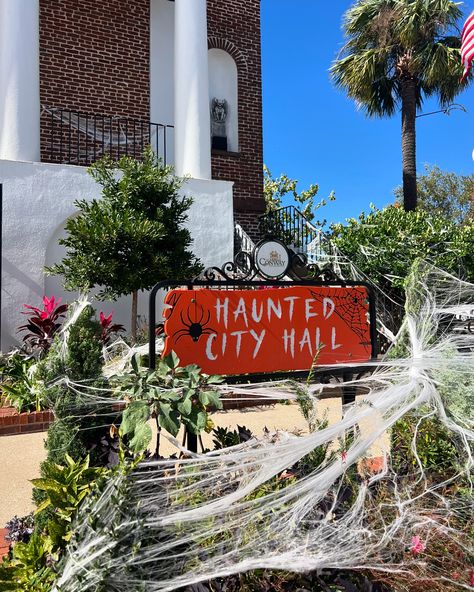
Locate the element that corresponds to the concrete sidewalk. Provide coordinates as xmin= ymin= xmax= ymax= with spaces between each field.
xmin=0 ymin=431 xmax=47 ymax=527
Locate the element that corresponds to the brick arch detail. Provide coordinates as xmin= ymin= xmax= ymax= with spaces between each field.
xmin=207 ymin=36 xmax=248 ymax=72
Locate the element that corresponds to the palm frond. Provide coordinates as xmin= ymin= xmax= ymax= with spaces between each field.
xmin=331 ymin=0 xmax=467 ymax=117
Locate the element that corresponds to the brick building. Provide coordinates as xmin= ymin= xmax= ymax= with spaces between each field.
xmin=3 ymin=0 xmax=265 ymax=228
xmin=0 ymin=0 xmax=265 ymax=347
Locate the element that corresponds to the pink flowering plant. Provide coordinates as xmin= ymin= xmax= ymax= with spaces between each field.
xmin=411 ymin=535 xmax=425 ymax=555
xmin=19 ymin=295 xmax=68 ymax=355
xmin=99 ymin=311 xmax=124 ymax=345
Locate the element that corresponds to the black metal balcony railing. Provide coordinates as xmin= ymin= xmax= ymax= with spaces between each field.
xmin=41 ymin=107 xmax=174 ymax=167
xmin=258 ymin=205 xmax=321 ymax=253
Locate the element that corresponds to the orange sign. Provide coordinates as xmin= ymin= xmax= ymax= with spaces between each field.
xmin=162 ymin=286 xmax=373 ymax=376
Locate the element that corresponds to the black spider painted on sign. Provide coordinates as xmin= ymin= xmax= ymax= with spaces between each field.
xmin=173 ymin=300 xmax=217 ymax=343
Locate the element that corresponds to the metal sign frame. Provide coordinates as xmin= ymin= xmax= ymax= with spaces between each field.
xmin=147 ymin=246 xmax=378 ymax=452
xmin=148 ymin=277 xmax=378 ymax=377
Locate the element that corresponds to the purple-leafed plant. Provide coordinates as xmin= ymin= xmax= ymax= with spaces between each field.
xmin=5 ymin=514 xmax=35 ymax=544
xmin=99 ymin=311 xmax=125 ymax=345
xmin=18 ymin=295 xmax=68 ymax=355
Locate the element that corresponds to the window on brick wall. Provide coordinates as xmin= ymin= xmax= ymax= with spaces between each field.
xmin=208 ymin=49 xmax=239 ymax=153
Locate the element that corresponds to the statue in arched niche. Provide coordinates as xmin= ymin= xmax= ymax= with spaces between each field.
xmin=211 ymin=98 xmax=229 ymax=151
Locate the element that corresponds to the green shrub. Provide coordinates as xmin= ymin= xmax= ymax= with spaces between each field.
xmin=0 ymin=532 xmax=56 ymax=591
xmin=39 ymin=307 xmax=104 ymax=465
xmin=0 ymin=354 xmax=44 ymax=413
xmin=33 ymin=454 xmax=107 ymax=550
xmin=390 ymin=411 xmax=461 ymax=477
xmin=3 ymin=455 xmax=110 ymax=591
xmin=331 ymin=206 xmax=474 ymax=303
xmin=211 ymin=425 xmax=253 ymax=450
xmin=113 ymin=352 xmax=223 ymax=455
xmin=433 ymin=349 xmax=474 ymax=429
xmin=33 ymin=305 xmax=118 ymax=528
xmin=65 ymin=307 xmax=103 ymax=380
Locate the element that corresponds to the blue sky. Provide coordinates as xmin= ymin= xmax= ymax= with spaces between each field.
xmin=261 ymin=0 xmax=474 ymax=225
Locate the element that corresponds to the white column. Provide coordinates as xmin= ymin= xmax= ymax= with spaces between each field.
xmin=0 ymin=0 xmax=41 ymax=162
xmin=174 ymin=0 xmax=211 ymax=179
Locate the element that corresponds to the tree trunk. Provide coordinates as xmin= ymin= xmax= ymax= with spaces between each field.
xmin=131 ymin=290 xmax=138 ymax=344
xmin=401 ymin=77 xmax=418 ymax=211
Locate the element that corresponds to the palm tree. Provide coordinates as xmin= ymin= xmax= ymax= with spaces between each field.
xmin=331 ymin=0 xmax=467 ymax=211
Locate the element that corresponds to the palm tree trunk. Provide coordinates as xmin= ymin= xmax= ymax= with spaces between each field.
xmin=401 ymin=77 xmax=418 ymax=211
xmin=131 ymin=290 xmax=138 ymax=343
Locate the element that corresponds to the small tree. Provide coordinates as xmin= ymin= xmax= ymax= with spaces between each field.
xmin=47 ymin=149 xmax=202 ymax=342
xmin=263 ymin=165 xmax=335 ymax=225
xmin=394 ymin=164 xmax=474 ymax=224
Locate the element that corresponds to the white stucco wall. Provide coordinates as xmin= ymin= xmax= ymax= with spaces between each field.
xmin=0 ymin=159 xmax=233 ymax=350
xmin=150 ymin=0 xmax=175 ymax=166
xmin=209 ymin=49 xmax=239 ymax=153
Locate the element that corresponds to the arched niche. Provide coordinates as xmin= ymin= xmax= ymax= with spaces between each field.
xmin=208 ymin=48 xmax=239 ymax=153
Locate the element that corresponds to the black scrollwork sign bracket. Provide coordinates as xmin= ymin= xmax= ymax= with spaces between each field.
xmin=199 ymin=238 xmax=342 ymax=284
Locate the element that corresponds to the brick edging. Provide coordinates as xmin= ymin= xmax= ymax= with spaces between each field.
xmin=0 ymin=409 xmax=54 ymax=437
xmin=0 ymin=528 xmax=9 ymax=559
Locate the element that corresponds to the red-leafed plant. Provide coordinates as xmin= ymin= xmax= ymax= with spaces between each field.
xmin=19 ymin=295 xmax=68 ymax=355
xmin=99 ymin=311 xmax=124 ymax=345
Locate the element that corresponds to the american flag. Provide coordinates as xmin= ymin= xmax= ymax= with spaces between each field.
xmin=461 ymin=11 xmax=474 ymax=81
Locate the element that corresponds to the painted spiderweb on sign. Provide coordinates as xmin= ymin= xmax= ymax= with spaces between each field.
xmin=309 ymin=286 xmax=372 ymax=354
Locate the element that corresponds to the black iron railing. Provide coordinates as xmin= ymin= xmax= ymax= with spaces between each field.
xmin=259 ymin=205 xmax=321 ymax=254
xmin=234 ymin=223 xmax=255 ymax=255
xmin=41 ymin=107 xmax=174 ymax=166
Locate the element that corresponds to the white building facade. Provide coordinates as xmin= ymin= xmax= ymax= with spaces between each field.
xmin=0 ymin=0 xmax=265 ymax=349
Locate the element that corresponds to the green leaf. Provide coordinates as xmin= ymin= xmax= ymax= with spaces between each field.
xmin=204 ymin=390 xmax=223 ymax=410
xmin=30 ymin=479 xmax=63 ymax=494
xmin=47 ymin=519 xmax=67 ymax=548
xmin=159 ymin=389 xmax=182 ymax=402
xmin=120 ymin=400 xmax=150 ymax=437
xmin=34 ymin=498 xmax=52 ymax=515
xmin=129 ymin=422 xmax=153 ymax=453
xmin=164 ymin=351 xmax=180 ymax=370
xmin=64 ymin=453 xmax=76 ymax=468
xmin=207 ymin=375 xmax=224 ymax=385
xmin=198 ymin=391 xmax=209 ymax=406
xmin=185 ymin=408 xmax=208 ymax=435
xmin=131 ymin=354 xmax=140 ymax=374
xmin=158 ymin=403 xmax=181 ymax=436
xmin=155 ymin=360 xmax=171 ymax=379
xmin=177 ymin=398 xmax=192 ymax=415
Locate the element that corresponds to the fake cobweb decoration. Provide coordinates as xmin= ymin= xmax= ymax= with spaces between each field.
xmin=46 ymin=261 xmax=473 ymax=592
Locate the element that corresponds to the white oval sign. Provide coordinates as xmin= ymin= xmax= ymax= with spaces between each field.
xmin=255 ymin=239 xmax=290 ymax=279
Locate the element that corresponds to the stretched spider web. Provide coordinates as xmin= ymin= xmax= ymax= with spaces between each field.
xmin=42 ymin=261 xmax=474 ymax=592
